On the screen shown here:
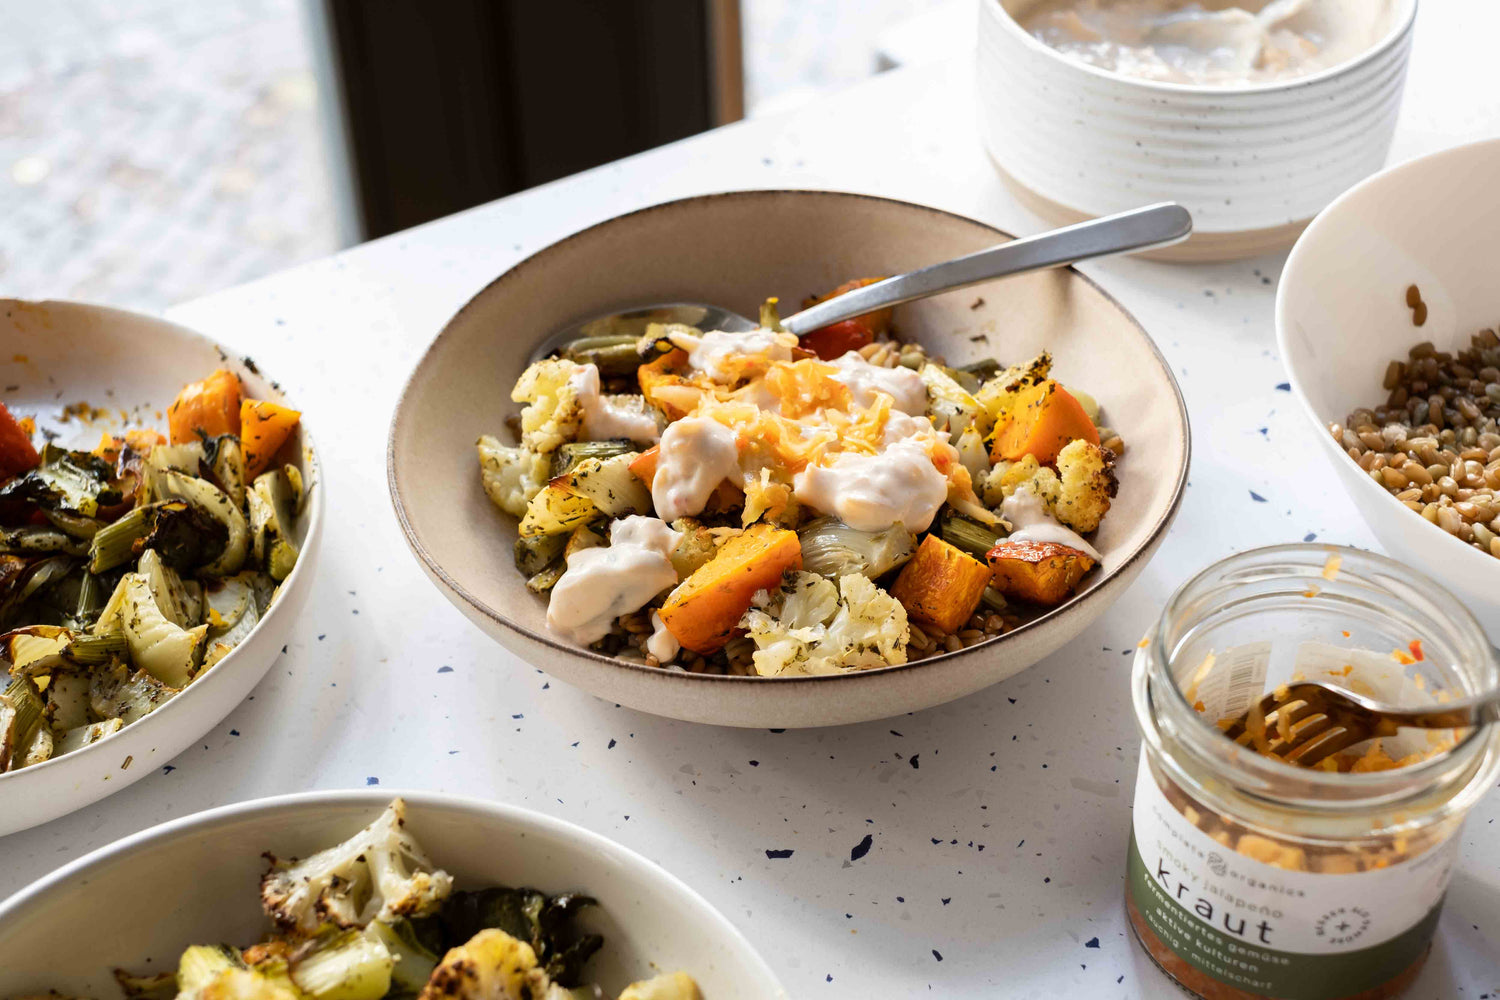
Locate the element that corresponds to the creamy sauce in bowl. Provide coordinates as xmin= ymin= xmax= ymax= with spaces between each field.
xmin=1001 ymin=484 xmax=1102 ymax=560
xmin=1017 ymin=0 xmax=1397 ymax=86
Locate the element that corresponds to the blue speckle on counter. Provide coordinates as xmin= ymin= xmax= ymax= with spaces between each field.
xmin=932 ymin=950 xmax=943 ymax=962
xmin=1249 ymin=491 xmax=1267 ymax=502
xmin=366 ymin=776 xmax=379 ymax=785
xmin=1276 ymin=382 xmax=1291 ymax=391
xmin=229 ymin=729 xmax=240 ymax=736
xmin=748 ymin=760 xmax=759 ymax=766
xmin=438 ymin=666 xmax=453 ymax=673
xmin=1085 ymin=937 xmax=1099 ymax=948
xmin=851 ymin=834 xmax=873 ymax=861
xmin=162 ymin=765 xmax=175 ymax=774
xmin=607 ymin=738 xmax=617 ymax=749
xmin=511 ymin=713 xmax=523 ymax=719
xmin=942 ymin=897 xmax=950 ymax=905
xmin=1304 ymin=532 xmax=1317 ymax=541
xmin=890 ymin=729 xmax=903 ymax=737
xmin=765 ymin=849 xmax=794 ymax=859
xmin=909 ymin=754 xmax=920 ymax=769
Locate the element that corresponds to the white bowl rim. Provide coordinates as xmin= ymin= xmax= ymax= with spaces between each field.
xmin=386 ymin=188 xmax=1192 ymax=688
xmin=0 ymin=786 xmax=787 ymax=995
xmin=0 ymin=298 xmax=325 ymax=787
xmin=984 ymin=0 xmax=1419 ymax=98
xmin=1274 ymin=138 xmax=1500 ymax=585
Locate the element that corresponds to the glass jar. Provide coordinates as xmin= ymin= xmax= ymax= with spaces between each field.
xmin=1127 ymin=544 xmax=1500 ymax=1000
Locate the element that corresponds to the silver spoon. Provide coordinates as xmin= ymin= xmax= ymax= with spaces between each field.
xmin=536 ymin=202 xmax=1191 ymax=358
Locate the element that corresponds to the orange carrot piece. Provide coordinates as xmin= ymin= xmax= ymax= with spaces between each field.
xmin=629 ymin=445 xmax=660 ymax=486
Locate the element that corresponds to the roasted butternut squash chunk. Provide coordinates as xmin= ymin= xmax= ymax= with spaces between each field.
xmin=240 ymin=399 xmax=302 ymax=478
xmin=986 ymin=539 xmax=1096 ymax=606
xmin=991 ymin=379 xmax=1098 ymax=465
xmin=628 ymin=444 xmax=659 ymax=485
xmin=167 ymin=369 xmax=241 ymax=444
xmin=659 ymin=522 xmax=801 ymax=653
xmin=890 ymin=534 xmax=991 ymax=633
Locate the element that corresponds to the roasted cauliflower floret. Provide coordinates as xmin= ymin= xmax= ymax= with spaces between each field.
xmin=260 ymin=798 xmax=454 ymax=934
xmin=512 ymin=358 xmax=584 ymax=454
xmin=975 ymin=351 xmax=1052 ymax=425
xmin=979 ymin=454 xmax=1060 ymax=509
xmin=740 ymin=571 xmax=909 ymax=676
xmin=1051 ymin=438 xmax=1117 ymax=533
xmin=416 ymin=929 xmax=540 ymax=1000
xmin=477 ymin=436 xmax=551 ymax=518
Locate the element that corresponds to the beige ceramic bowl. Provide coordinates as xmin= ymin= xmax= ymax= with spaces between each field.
xmin=389 ymin=191 xmax=1189 ymax=727
xmin=0 ymin=790 xmax=785 ymax=999
xmin=0 ymin=300 xmax=322 ymax=834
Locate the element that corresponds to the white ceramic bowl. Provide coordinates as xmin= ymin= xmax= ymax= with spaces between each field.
xmin=0 ymin=789 xmax=786 ymax=999
xmin=1277 ymin=139 xmax=1500 ymax=642
xmin=977 ymin=0 xmax=1418 ymax=261
xmin=0 ymin=300 xmax=323 ymax=835
xmin=389 ymin=190 xmax=1189 ymax=728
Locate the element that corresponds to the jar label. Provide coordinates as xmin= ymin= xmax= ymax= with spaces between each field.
xmin=1128 ymin=758 xmax=1455 ymax=999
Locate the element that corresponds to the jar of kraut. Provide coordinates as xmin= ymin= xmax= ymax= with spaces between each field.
xmin=1128 ymin=544 xmax=1500 ymax=1000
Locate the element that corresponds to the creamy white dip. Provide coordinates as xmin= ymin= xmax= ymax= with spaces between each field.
xmin=651 ymin=416 xmax=741 ymax=520
xmin=1000 ymin=484 xmax=1102 ymax=560
xmin=646 ymin=610 xmax=680 ymax=663
xmin=668 ymin=327 xmax=796 ymax=382
xmin=794 ymin=439 xmax=949 ymax=533
xmin=569 ymin=363 xmax=660 ymax=444
xmin=545 ymin=516 xmax=681 ymax=645
xmin=1019 ymin=0 xmax=1396 ymax=86
xmin=827 ymin=351 xmax=929 ymax=415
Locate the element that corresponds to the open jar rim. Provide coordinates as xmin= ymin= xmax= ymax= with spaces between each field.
xmin=1136 ymin=543 xmax=1500 ymax=819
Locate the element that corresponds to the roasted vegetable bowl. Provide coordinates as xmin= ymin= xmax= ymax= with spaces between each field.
xmin=480 ymin=292 xmax=1122 ymax=677
xmin=0 ymin=300 xmax=322 ymax=833
xmin=389 ymin=190 xmax=1188 ymax=726
xmin=0 ymin=790 xmax=786 ymax=1000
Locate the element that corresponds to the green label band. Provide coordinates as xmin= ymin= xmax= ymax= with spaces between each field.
xmin=1127 ymin=832 xmax=1441 ymax=1000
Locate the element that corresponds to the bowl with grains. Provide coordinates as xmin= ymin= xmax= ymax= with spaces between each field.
xmin=1277 ymin=139 xmax=1500 ymax=641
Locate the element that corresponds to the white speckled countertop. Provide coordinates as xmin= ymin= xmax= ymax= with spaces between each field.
xmin=3 ymin=3 xmax=1498 ymax=996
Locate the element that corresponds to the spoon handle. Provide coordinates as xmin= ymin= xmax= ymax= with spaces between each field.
xmin=781 ymin=202 xmax=1193 ymax=336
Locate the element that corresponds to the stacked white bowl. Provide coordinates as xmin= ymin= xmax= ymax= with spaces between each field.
xmin=977 ymin=0 xmax=1420 ymax=261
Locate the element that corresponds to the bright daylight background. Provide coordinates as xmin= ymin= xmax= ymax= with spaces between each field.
xmin=0 ymin=0 xmax=959 ymax=312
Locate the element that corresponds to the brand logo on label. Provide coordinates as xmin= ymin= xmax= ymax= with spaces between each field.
xmin=1207 ymin=851 xmax=1227 ymax=877
xmin=1315 ymin=907 xmax=1371 ymax=946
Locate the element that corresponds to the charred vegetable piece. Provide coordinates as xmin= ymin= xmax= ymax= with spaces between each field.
xmin=0 ymin=675 xmax=44 ymax=771
xmin=986 ymin=539 xmax=1096 ymax=606
xmin=168 ymin=369 xmax=241 ymax=445
xmin=991 ymin=379 xmax=1099 ymax=464
xmin=797 ymin=277 xmax=892 ymax=361
xmin=549 ymin=439 xmax=635 ymax=479
xmin=514 ymin=532 xmax=567 ymax=577
xmin=154 ymin=471 xmax=247 ymax=576
xmin=559 ymin=335 xmax=646 ymax=378
xmin=240 ymin=399 xmax=301 ymax=479
xmin=636 ymin=348 xmax=698 ymax=420
xmin=208 ymin=434 xmax=247 ymax=508
xmin=248 ymin=468 xmax=299 ymax=580
xmin=525 ymin=561 xmax=566 ymax=594
xmin=130 ymin=500 xmax=228 ymax=575
xmin=0 ymin=401 xmax=39 ymax=481
xmin=935 ymin=507 xmax=1004 ymax=559
xmin=889 ymin=534 xmax=992 ymax=634
xmin=89 ymin=501 xmax=161 ymax=573
xmin=659 ymin=523 xmax=802 ymax=653
xmin=424 ymin=887 xmax=602 ymax=988
xmin=0 ymin=445 xmax=121 ymax=517
xmin=1 ymin=525 xmax=89 ymax=556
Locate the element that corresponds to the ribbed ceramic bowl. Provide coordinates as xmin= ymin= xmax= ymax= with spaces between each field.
xmin=0 ymin=300 xmax=322 ymax=834
xmin=389 ymin=191 xmax=1189 ymax=728
xmin=978 ymin=0 xmax=1418 ymax=261
xmin=0 ymin=790 xmax=786 ymax=998
xmin=1277 ymin=139 xmax=1500 ymax=643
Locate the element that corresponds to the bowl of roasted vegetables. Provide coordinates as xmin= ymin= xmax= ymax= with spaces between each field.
xmin=0 ymin=300 xmax=321 ymax=834
xmin=0 ymin=792 xmax=785 ymax=1000
xmin=389 ymin=191 xmax=1188 ymax=727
